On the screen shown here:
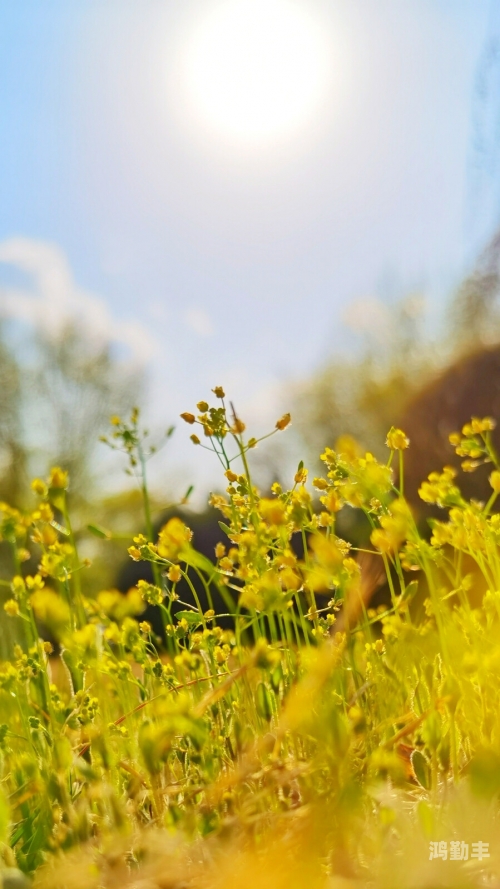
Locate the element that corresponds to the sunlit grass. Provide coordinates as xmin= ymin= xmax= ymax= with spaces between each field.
xmin=1 ymin=392 xmax=500 ymax=887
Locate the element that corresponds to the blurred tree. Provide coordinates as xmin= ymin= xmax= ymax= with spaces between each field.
xmin=291 ymin=4 xmax=500 ymax=485
xmin=400 ymin=344 xmax=500 ymax=516
xmin=0 ymin=321 xmax=144 ymax=508
xmin=290 ymin=296 xmax=432 ymax=468
xmin=288 ymin=240 xmax=500 ymax=543
xmin=28 ymin=323 xmax=142 ymax=502
xmin=449 ymin=228 xmax=500 ymax=350
xmin=0 ymin=320 xmax=147 ymax=615
xmin=0 ymin=322 xmax=27 ymax=505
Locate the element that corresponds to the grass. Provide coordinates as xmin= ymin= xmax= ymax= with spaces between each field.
xmin=1 ymin=391 xmax=500 ymax=888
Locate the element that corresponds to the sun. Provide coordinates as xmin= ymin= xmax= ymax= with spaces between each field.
xmin=181 ymin=0 xmax=332 ymax=146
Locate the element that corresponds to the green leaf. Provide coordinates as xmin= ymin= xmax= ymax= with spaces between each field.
xmin=174 ymin=610 xmax=203 ymax=625
xmin=218 ymin=522 xmax=232 ymax=537
xmin=183 ymin=548 xmax=216 ymax=575
xmin=402 ymin=580 xmax=419 ymax=602
xmin=256 ymin=682 xmax=274 ymax=721
xmin=411 ymin=749 xmax=431 ymax=790
xmin=87 ymin=523 xmax=111 ymax=539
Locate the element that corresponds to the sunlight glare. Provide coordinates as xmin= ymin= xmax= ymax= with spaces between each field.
xmin=182 ymin=0 xmax=332 ymax=146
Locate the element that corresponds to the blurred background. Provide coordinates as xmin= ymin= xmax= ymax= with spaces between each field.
xmin=1 ymin=0 xmax=500 ymax=579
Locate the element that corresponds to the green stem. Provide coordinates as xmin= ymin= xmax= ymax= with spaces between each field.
xmin=61 ymin=494 xmax=86 ymax=630
xmin=138 ymin=441 xmax=161 ymax=588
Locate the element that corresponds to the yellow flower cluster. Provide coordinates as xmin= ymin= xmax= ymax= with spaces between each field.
xmin=419 ymin=466 xmax=464 ymax=508
xmin=449 ymin=417 xmax=496 ymax=472
xmin=370 ymin=498 xmax=412 ymax=555
xmin=319 ymin=443 xmax=393 ymax=510
xmin=181 ymin=389 xmax=291 ymax=454
xmin=136 ymin=580 xmax=164 ymax=607
xmin=157 ymin=517 xmax=193 ymax=561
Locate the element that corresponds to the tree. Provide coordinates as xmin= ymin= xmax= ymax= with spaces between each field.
xmin=0 ymin=321 xmax=144 ymax=508
xmin=0 ymin=322 xmax=27 ymax=505
xmin=289 ymin=296 xmax=432 ymax=468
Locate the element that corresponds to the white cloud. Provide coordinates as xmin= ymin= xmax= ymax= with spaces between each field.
xmin=342 ymin=296 xmax=392 ymax=342
xmin=0 ymin=237 xmax=158 ymax=364
xmin=184 ymin=307 xmax=214 ymax=337
xmin=342 ymin=294 xmax=427 ymax=344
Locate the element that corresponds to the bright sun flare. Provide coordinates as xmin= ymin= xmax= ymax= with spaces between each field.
xmin=183 ymin=0 xmax=331 ymax=146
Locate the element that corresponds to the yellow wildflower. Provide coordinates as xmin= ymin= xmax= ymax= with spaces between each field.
xmin=259 ymin=498 xmax=287 ymax=526
xmin=167 ymin=565 xmax=182 ymax=583
xmin=313 ymin=477 xmax=329 ymax=490
xmin=320 ymin=488 xmax=343 ymax=513
xmin=231 ymin=417 xmax=246 ymax=434
xmin=11 ymin=576 xmax=26 ymax=599
xmin=49 ymin=467 xmax=69 ymax=490
xmin=370 ymin=499 xmax=411 ymax=555
xmin=31 ymin=478 xmax=48 ymax=497
xmin=128 ymin=546 xmax=142 ymax=561
xmin=386 ymin=427 xmax=409 ymax=450
xmin=294 ymin=466 xmax=308 ymax=484
xmin=157 ymin=517 xmax=192 ymax=561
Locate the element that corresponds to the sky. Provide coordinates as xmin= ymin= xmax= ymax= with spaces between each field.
xmin=0 ymin=0 xmax=496 ymax=494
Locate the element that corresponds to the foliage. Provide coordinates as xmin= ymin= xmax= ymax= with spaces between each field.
xmin=1 ymin=393 xmax=500 ymax=887
xmin=289 ymin=295 xmax=433 ymax=468
xmin=0 ymin=320 xmax=145 ymax=616
xmin=291 ymin=236 xmax=500 ymax=475
xmin=0 ymin=321 xmax=143 ymax=508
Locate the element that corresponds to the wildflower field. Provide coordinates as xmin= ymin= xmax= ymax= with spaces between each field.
xmin=3 ymin=389 xmax=500 ymax=889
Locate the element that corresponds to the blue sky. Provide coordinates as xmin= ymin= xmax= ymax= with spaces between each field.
xmin=0 ymin=0 xmax=496 ymax=492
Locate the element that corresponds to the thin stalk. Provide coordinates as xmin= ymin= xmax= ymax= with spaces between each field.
xmin=137 ymin=440 xmax=161 ymax=588
xmin=60 ymin=494 xmax=86 ymax=630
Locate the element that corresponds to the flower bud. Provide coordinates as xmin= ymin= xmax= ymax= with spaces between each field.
xmin=276 ymin=413 xmax=291 ymax=431
xmin=386 ymin=427 xmax=409 ymax=450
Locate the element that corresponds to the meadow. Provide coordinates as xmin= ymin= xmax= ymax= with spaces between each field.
xmin=1 ymin=388 xmax=500 ymax=889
